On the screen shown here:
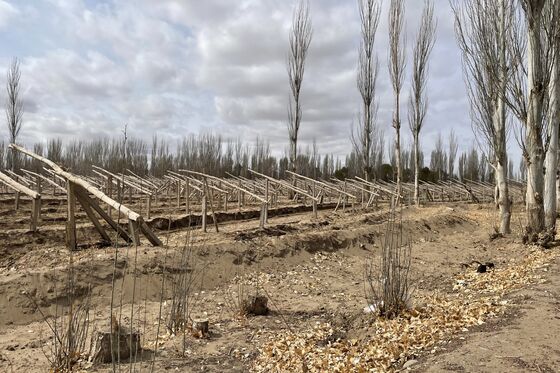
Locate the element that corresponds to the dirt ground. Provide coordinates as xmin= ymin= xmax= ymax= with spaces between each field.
xmin=0 ymin=194 xmax=558 ymax=372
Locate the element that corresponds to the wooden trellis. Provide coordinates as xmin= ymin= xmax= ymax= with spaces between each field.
xmin=9 ymin=144 xmax=162 ymax=249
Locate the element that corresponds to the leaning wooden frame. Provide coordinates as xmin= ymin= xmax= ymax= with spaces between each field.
xmin=9 ymin=144 xmax=162 ymax=250
xmin=0 ymin=170 xmax=41 ymax=231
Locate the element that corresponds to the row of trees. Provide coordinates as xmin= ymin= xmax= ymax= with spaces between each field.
xmin=452 ymin=0 xmax=560 ymax=239
xmin=285 ymin=0 xmax=559 ymax=241
xmin=0 ymin=130 xmax=526 ymax=184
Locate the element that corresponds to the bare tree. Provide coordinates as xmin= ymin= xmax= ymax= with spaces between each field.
xmin=287 ymin=0 xmax=312 ymax=176
xmin=408 ymin=0 xmax=436 ymax=205
xmin=452 ymin=0 xmax=513 ymax=234
xmin=5 ymin=57 xmax=24 ymax=172
xmin=543 ymin=0 xmax=560 ymax=230
xmin=388 ymin=0 xmax=406 ymax=201
xmin=353 ymin=0 xmax=381 ymax=182
xmin=430 ymin=133 xmax=447 ymax=180
xmin=505 ymin=0 xmax=555 ymax=239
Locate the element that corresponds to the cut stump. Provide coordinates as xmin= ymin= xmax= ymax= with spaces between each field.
xmin=246 ymin=295 xmax=269 ymax=316
xmin=91 ymin=330 xmax=141 ymax=363
xmin=192 ymin=318 xmax=209 ymax=338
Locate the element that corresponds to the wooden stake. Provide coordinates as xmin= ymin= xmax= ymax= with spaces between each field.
xmin=201 ymin=195 xmax=207 ymax=232
xmin=186 ymin=178 xmax=190 ymax=215
xmin=265 ymin=179 xmax=269 ymax=224
xmin=203 ymin=178 xmax=219 ymax=233
xmin=176 ymin=180 xmax=181 ymax=207
xmin=30 ymin=197 xmax=41 ymax=232
xmin=107 ymin=175 xmax=113 ymax=216
xmin=66 ymin=182 xmax=77 ymax=251
xmin=128 ymin=219 xmax=140 ymax=246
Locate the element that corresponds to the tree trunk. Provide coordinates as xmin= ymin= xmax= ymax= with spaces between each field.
xmin=364 ymin=102 xmax=371 ymax=183
xmin=495 ymin=161 xmax=511 ymax=234
xmin=414 ymin=133 xmax=420 ymax=206
xmin=525 ymin=9 xmax=546 ymax=236
xmin=544 ymin=42 xmax=559 ymax=230
xmin=495 ymin=0 xmax=511 ymax=235
xmin=394 ymin=108 xmax=401 ymax=201
xmin=290 ymin=138 xmax=297 ymax=174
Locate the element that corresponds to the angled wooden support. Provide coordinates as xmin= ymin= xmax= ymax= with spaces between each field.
xmin=74 ymin=185 xmax=132 ymax=244
xmin=75 ymin=189 xmax=111 ymax=243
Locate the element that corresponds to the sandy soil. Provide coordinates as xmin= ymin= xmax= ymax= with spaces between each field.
xmin=0 ymin=193 xmax=558 ymax=372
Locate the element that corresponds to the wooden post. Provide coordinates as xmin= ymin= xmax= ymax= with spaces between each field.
xmin=30 ymin=197 xmax=41 ymax=232
xmin=204 ymin=178 xmax=219 ymax=233
xmin=265 ymin=179 xmax=269 ymax=224
xmin=217 ymin=181 xmax=223 ymax=210
xmin=116 ymin=179 xmax=122 ymax=203
xmin=186 ymin=179 xmax=190 ymax=215
xmin=201 ymin=195 xmax=207 ymax=232
xmin=343 ymin=181 xmax=347 ymax=211
xmin=146 ymin=194 xmax=152 ymax=219
xmin=66 ymin=182 xmax=77 ymax=250
xmin=128 ymin=219 xmax=140 ymax=246
xmin=312 ymin=180 xmax=317 ymax=219
xmin=15 ymin=191 xmax=20 ymax=210
xmin=107 ymin=175 xmax=113 ymax=216
xmin=238 ymin=180 xmax=242 ymax=210
xmin=259 ymin=203 xmax=265 ymax=228
xmin=312 ymin=200 xmax=317 ymax=219
xmin=177 ymin=180 xmax=181 ymax=207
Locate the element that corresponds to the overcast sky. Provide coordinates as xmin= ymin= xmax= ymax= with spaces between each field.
xmin=0 ymin=0 xmax=522 ymax=166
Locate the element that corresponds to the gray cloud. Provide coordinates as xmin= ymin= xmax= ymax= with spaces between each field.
xmin=0 ymin=0 xmax=521 ymax=168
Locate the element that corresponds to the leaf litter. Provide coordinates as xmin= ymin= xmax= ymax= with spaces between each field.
xmin=253 ymin=248 xmax=558 ymax=372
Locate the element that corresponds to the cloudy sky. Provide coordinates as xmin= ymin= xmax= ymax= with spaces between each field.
xmin=0 ymin=0 xmax=520 ymax=165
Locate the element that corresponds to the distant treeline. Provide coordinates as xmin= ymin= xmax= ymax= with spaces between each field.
xmin=0 ymin=132 xmax=525 ymax=183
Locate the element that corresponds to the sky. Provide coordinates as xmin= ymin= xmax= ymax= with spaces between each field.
xmin=0 ymin=0 xmax=521 ymax=166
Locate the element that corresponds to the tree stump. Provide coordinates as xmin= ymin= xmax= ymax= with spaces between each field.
xmin=246 ymin=295 xmax=269 ymax=316
xmin=192 ymin=318 xmax=209 ymax=338
xmin=91 ymin=319 xmax=141 ymax=364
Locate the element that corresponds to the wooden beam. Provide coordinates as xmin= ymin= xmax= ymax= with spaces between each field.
xmin=0 ymin=171 xmax=41 ymax=199
xmin=181 ymin=170 xmax=266 ymax=203
xmin=248 ymin=169 xmax=319 ymax=202
xmin=286 ymin=170 xmax=356 ymax=199
xmin=21 ymin=169 xmax=66 ymax=193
